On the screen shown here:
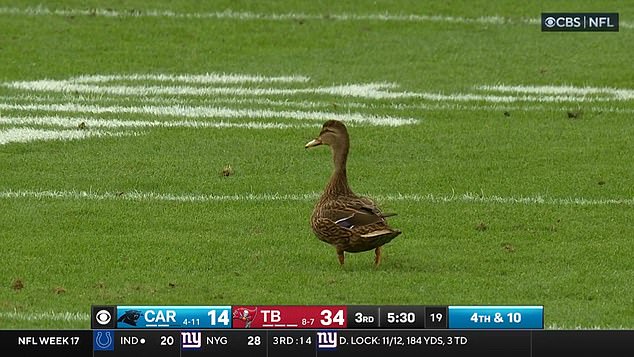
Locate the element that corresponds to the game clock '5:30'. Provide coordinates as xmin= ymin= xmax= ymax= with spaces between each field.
xmin=386 ymin=312 xmax=416 ymax=324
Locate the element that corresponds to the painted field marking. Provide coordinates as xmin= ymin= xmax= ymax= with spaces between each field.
xmin=0 ymin=72 xmax=422 ymax=146
xmin=3 ymin=72 xmax=633 ymax=147
xmin=1 ymin=6 xmax=632 ymax=29
xmin=5 ymin=80 xmax=415 ymax=99
xmin=0 ymin=310 xmax=90 ymax=322
xmin=6 ymin=76 xmax=633 ymax=103
xmin=478 ymin=84 xmax=634 ymax=100
xmin=71 ymin=73 xmax=310 ymax=84
xmin=0 ymin=102 xmax=416 ymax=126
xmin=0 ymin=128 xmax=140 ymax=145
xmin=2 ymin=189 xmax=633 ymax=207
xmin=0 ymin=116 xmax=317 ymax=130
xmin=4 ymin=93 xmax=634 ymax=115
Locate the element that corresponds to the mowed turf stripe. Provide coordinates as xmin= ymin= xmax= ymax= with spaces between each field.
xmin=1 ymin=6 xmax=632 ymax=29
xmin=2 ymin=190 xmax=633 ymax=207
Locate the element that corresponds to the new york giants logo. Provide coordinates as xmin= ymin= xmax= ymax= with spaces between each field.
xmin=317 ymin=331 xmax=337 ymax=349
xmin=181 ymin=331 xmax=201 ymax=349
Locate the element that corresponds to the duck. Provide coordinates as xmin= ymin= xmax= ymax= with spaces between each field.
xmin=305 ymin=120 xmax=402 ymax=266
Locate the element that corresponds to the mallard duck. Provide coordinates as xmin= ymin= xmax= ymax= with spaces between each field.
xmin=305 ymin=120 xmax=402 ymax=265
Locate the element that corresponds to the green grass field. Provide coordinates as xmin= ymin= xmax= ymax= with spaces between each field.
xmin=1 ymin=1 xmax=633 ymax=329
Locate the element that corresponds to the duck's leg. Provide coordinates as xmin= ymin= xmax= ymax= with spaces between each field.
xmin=336 ymin=247 xmax=345 ymax=265
xmin=374 ymin=247 xmax=382 ymax=266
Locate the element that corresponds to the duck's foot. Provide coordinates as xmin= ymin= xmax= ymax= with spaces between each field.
xmin=374 ymin=247 xmax=382 ymax=266
xmin=337 ymin=248 xmax=345 ymax=265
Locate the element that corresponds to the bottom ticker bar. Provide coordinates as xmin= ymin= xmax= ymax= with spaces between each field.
xmin=2 ymin=329 xmax=633 ymax=357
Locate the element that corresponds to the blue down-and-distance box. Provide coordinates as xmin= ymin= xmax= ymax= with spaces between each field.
xmin=116 ymin=306 xmax=232 ymax=329
xmin=448 ymin=306 xmax=543 ymax=329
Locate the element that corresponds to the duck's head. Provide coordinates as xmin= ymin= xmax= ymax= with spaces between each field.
xmin=305 ymin=120 xmax=349 ymax=149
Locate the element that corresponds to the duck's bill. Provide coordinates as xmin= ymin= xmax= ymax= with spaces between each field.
xmin=305 ymin=138 xmax=322 ymax=148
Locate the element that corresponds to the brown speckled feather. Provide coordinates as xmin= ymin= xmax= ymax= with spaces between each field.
xmin=305 ymin=120 xmax=402 ymax=265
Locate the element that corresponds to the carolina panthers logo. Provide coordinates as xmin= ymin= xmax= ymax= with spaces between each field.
xmin=117 ymin=310 xmax=142 ymax=326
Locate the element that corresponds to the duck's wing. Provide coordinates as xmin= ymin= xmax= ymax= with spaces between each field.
xmin=320 ymin=196 xmax=395 ymax=229
xmin=357 ymin=196 xmax=398 ymax=218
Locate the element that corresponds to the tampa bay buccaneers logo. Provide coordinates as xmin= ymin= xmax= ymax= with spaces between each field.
xmin=232 ymin=307 xmax=257 ymax=328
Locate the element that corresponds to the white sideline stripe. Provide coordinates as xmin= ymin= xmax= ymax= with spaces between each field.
xmin=1 ymin=7 xmax=632 ymax=29
xmin=71 ymin=73 xmax=309 ymax=84
xmin=0 ymin=310 xmax=89 ymax=322
xmin=0 ymin=7 xmax=519 ymax=25
xmin=479 ymin=84 xmax=634 ymax=100
xmin=0 ymin=103 xmax=416 ymax=126
xmin=0 ymin=116 xmax=317 ymax=129
xmin=0 ymin=128 xmax=137 ymax=145
xmin=0 ymin=190 xmax=320 ymax=202
xmin=6 ymin=80 xmax=632 ymax=103
xmin=2 ymin=190 xmax=633 ymax=207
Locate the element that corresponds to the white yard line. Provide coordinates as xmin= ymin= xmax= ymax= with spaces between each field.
xmin=2 ymin=189 xmax=633 ymax=207
xmin=1 ymin=6 xmax=632 ymax=29
xmin=0 ymin=103 xmax=417 ymax=126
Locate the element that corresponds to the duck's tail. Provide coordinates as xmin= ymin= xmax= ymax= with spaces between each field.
xmin=360 ymin=228 xmax=402 ymax=246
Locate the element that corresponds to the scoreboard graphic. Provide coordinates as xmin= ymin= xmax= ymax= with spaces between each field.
xmin=97 ymin=305 xmax=543 ymax=330
xmin=5 ymin=305 xmax=633 ymax=356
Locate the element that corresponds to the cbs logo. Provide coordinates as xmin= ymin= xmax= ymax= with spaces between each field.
xmin=543 ymin=16 xmax=582 ymax=28
xmin=95 ymin=309 xmax=112 ymax=325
